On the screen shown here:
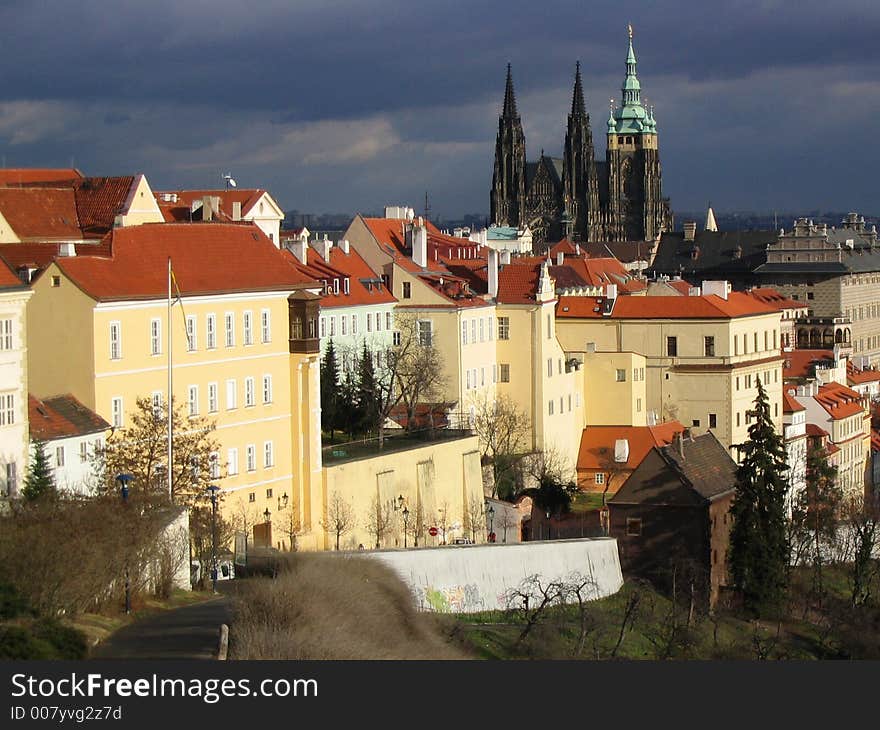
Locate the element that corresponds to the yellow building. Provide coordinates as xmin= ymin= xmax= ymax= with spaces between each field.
xmin=26 ymin=223 xmax=329 ymax=547
xmin=556 ymin=288 xmax=785 ymax=460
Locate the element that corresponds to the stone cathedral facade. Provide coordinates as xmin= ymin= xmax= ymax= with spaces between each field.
xmin=490 ymin=28 xmax=673 ymax=246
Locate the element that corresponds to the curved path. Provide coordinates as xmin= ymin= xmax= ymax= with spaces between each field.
xmin=90 ymin=596 xmax=232 ymax=660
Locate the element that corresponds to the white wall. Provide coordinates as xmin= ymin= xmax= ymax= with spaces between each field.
xmin=368 ymin=537 xmax=622 ymax=613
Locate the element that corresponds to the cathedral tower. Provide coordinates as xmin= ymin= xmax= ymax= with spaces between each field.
xmin=562 ymin=62 xmax=601 ymax=241
xmin=490 ymin=64 xmax=527 ymax=228
xmin=605 ymin=25 xmax=669 ymax=241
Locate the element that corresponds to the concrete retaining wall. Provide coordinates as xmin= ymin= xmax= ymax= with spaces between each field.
xmin=367 ymin=538 xmax=623 ymax=613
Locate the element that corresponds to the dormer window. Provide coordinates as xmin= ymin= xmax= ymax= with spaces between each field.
xmin=343 ymin=278 xmax=350 ymax=295
xmin=333 ymin=279 xmax=340 ymax=295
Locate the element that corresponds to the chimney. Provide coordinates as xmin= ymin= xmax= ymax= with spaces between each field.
xmin=338 ymin=239 xmax=350 ymax=254
xmin=202 ymin=195 xmax=213 ymax=221
xmin=677 ymin=431 xmax=686 ymax=459
xmin=232 ymin=201 xmax=241 ymax=221
xmin=488 ymin=248 xmax=499 ymax=298
xmin=684 ymin=221 xmax=697 ymax=242
xmin=500 ymin=249 xmax=511 ymax=265
xmin=575 ymin=243 xmax=581 ymax=255
xmin=58 ymin=242 xmax=76 ymax=257
xmin=556 ymin=251 xmax=564 ymax=266
xmin=289 ymin=239 xmax=308 ymax=265
xmin=412 ymin=222 xmax=428 ymax=268
xmin=614 ymin=439 xmax=630 ymax=463
xmin=701 ymin=280 xmax=729 ymax=300
xmin=606 ymin=283 xmax=618 ymax=301
xmin=312 ymin=239 xmax=332 ymax=263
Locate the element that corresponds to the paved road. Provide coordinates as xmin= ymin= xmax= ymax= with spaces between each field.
xmin=91 ymin=596 xmax=232 ymax=660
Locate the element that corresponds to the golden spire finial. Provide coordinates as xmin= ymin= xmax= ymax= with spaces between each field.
xmin=628 ymin=23 xmax=633 ymax=40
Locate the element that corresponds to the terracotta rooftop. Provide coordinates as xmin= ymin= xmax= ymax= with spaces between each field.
xmin=782 ymin=349 xmax=836 ymax=379
xmin=782 ymin=390 xmax=806 ymax=413
xmin=72 ymin=176 xmax=136 ymax=234
xmin=0 ymin=187 xmax=81 ymax=240
xmin=847 ymin=362 xmax=880 ymax=386
xmin=154 ymin=189 xmax=274 ymax=223
xmin=0 ymin=168 xmax=82 ymax=185
xmin=557 ymin=291 xmax=778 ymax=319
xmin=813 ymin=382 xmax=865 ymax=420
xmin=747 ymin=287 xmax=805 ymax=311
xmin=806 ymin=423 xmax=829 ymax=438
xmin=577 ymin=422 xmax=686 ymax=471
xmin=54 ymin=223 xmax=316 ymax=302
xmin=0 ymin=240 xmax=113 ymax=274
xmin=282 ymin=244 xmax=396 ymax=308
xmin=0 ymin=258 xmax=26 ymax=289
xmin=29 ymin=394 xmax=110 ymax=441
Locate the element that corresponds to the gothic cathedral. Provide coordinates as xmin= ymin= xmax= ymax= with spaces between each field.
xmin=490 ymin=27 xmax=673 ymax=246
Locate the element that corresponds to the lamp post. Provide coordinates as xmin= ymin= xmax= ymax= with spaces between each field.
xmin=486 ymin=503 xmax=496 ymax=543
xmin=206 ymin=485 xmax=221 ymax=594
xmin=115 ymin=473 xmax=133 ymax=614
xmin=277 ymin=492 xmax=289 ymax=512
xmin=546 ymin=509 xmax=552 ymax=541
xmin=402 ymin=505 xmax=410 ymax=548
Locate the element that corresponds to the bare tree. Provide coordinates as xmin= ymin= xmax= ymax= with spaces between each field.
xmin=278 ymin=494 xmax=303 ymax=552
xmin=190 ymin=505 xmax=234 ymax=589
xmin=504 ymin=574 xmax=566 ymax=646
xmin=464 ymin=496 xmax=485 ymax=543
xmin=404 ymin=498 xmax=427 ymax=547
xmin=233 ymin=497 xmax=259 ymax=551
xmin=469 ymin=392 xmax=530 ymax=497
xmin=93 ymin=396 xmax=221 ymax=507
xmin=845 ymin=493 xmax=880 ymax=607
xmin=498 ymin=509 xmax=520 ymax=543
xmin=364 ymin=493 xmax=394 ymax=549
xmin=436 ymin=501 xmax=451 ymax=545
xmin=323 ymin=491 xmax=355 ymax=550
xmin=559 ymin=571 xmax=600 ymax=656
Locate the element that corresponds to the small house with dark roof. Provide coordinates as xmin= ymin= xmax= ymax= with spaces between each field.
xmin=28 ymin=394 xmax=110 ymax=495
xmin=608 ymin=431 xmax=737 ymax=609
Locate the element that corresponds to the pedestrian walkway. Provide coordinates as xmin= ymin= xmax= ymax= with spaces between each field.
xmin=90 ymin=596 xmax=231 ymax=660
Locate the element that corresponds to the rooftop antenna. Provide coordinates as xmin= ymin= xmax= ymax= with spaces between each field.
xmin=423 ymin=191 xmax=431 ymax=221
xmin=223 ymin=172 xmax=237 ymax=190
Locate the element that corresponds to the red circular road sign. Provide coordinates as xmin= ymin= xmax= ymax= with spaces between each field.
xmin=428 ymin=526 xmax=439 ymax=536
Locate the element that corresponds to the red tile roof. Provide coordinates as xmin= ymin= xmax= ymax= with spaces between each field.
xmin=0 ymin=240 xmax=113 ymax=273
xmin=666 ymin=279 xmax=694 ymax=296
xmin=0 ymin=168 xmax=82 ymax=185
xmin=568 ymin=257 xmax=646 ymax=293
xmin=497 ymin=262 xmax=542 ymax=304
xmin=782 ymin=390 xmax=806 ymax=413
xmin=846 ymin=362 xmax=880 ymax=385
xmin=0 ymin=258 xmax=25 ymax=289
xmin=806 ymin=423 xmax=829 ymax=438
xmin=282 ymin=244 xmax=396 ymax=308
xmin=578 ymin=422 xmax=686 ymax=471
xmin=814 ymin=382 xmax=866 ymax=420
xmin=782 ymin=349 xmax=835 ymax=379
xmin=29 ymin=394 xmax=110 ymax=441
xmin=54 ymin=223 xmax=316 ymax=302
xmin=747 ymin=287 xmax=805 ymax=311
xmin=0 ymin=187 xmax=81 ymax=240
xmin=154 ymin=189 xmax=274 ymax=223
xmin=72 ymin=176 xmax=136 ymax=234
xmin=557 ymin=291 xmax=778 ymax=319
xmin=361 ymin=216 xmax=443 ymax=254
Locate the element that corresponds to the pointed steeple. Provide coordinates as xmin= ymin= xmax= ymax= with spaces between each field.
xmin=571 ymin=61 xmax=586 ymax=117
xmin=502 ymin=63 xmax=519 ymax=119
xmin=622 ymin=24 xmax=641 ymax=108
xmin=705 ymin=204 xmax=718 ymax=232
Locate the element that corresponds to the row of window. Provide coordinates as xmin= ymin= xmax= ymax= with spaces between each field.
xmin=663 ymin=331 xmax=779 ymax=358
xmin=53 ymin=440 xmax=103 ymax=468
xmin=548 ymin=393 xmax=579 ymax=415
xmin=615 ymin=367 xmax=646 ymax=383
xmin=735 ymin=403 xmax=779 ymax=428
xmin=0 ymin=319 xmax=13 ymax=351
xmin=461 ymin=316 xmax=496 ymax=346
xmin=321 ymin=310 xmax=393 ymax=339
xmin=735 ymin=369 xmax=780 ymax=391
xmin=222 ymin=441 xmax=275 ymax=476
xmin=0 ymin=393 xmax=14 ymax=426
xmin=464 ymin=363 xmax=511 ymax=390
xmin=110 ymin=310 xmax=272 ymax=360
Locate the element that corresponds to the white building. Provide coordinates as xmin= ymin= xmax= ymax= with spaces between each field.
xmin=28 ymin=394 xmax=110 ymax=496
xmin=470 ymin=225 xmax=533 ymax=254
xmin=782 ymin=390 xmax=807 ymax=515
xmin=0 ymin=262 xmax=32 ymax=498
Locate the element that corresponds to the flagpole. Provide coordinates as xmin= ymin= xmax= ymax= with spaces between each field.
xmin=167 ymin=256 xmax=173 ymax=502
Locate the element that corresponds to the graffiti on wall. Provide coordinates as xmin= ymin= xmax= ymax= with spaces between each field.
xmin=414 ymin=583 xmax=486 ymax=613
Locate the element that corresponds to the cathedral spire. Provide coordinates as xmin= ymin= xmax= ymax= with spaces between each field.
xmin=571 ymin=61 xmax=586 ymax=117
xmin=622 ymin=24 xmax=641 ymax=108
xmin=502 ymin=63 xmax=519 ymax=119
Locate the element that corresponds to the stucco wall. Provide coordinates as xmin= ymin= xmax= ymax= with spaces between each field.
xmin=368 ymin=537 xmax=623 ymax=613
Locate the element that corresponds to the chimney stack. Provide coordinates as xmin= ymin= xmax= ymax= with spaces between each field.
xmin=556 ymin=251 xmax=564 ymax=266
xmin=412 ymin=222 xmax=428 ymax=268
xmin=684 ymin=221 xmax=697 ymax=242
xmin=202 ymin=195 xmax=214 ymax=221
xmin=500 ymin=249 xmax=511 ymax=265
xmin=289 ymin=239 xmax=307 ymax=265
xmin=312 ymin=239 xmax=332 ymax=263
xmin=488 ymin=248 xmax=499 ymax=299
xmin=232 ymin=201 xmax=241 ymax=221
xmin=338 ymin=239 xmax=350 ymax=254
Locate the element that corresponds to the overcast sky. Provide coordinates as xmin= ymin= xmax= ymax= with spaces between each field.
xmin=1 ymin=0 xmax=878 ymax=220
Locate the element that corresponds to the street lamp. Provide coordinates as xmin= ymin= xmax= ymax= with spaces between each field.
xmin=486 ymin=503 xmax=496 ymax=543
xmin=546 ymin=509 xmax=552 ymax=541
xmin=278 ymin=492 xmax=289 ymax=511
xmin=402 ymin=505 xmax=410 ymax=548
xmin=205 ymin=484 xmax=221 ymax=594
xmin=115 ymin=474 xmax=134 ymax=614
xmin=397 ymin=494 xmax=405 ymax=511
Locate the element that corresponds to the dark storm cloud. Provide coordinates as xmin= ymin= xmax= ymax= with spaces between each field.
xmin=1 ymin=1 xmax=879 ymax=216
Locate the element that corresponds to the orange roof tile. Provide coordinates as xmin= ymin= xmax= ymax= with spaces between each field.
xmin=0 ymin=187 xmax=81 ymax=240
xmin=0 ymin=168 xmax=82 ymax=185
xmin=747 ymin=287 xmax=804 ymax=311
xmin=29 ymin=394 xmax=110 ymax=441
xmin=557 ymin=291 xmax=777 ymax=319
xmin=578 ymin=422 xmax=686 ymax=471
xmin=782 ymin=390 xmax=806 ymax=413
xmin=814 ymin=382 xmax=865 ymax=420
xmin=282 ymin=245 xmax=396 ymax=308
xmin=846 ymin=362 xmax=880 ymax=385
xmin=154 ymin=189 xmax=273 ymax=223
xmin=783 ymin=349 xmax=835 ymax=379
xmin=0 ymin=258 xmax=25 ymax=289
xmin=497 ymin=262 xmax=541 ymax=304
xmin=55 ymin=223 xmax=316 ymax=302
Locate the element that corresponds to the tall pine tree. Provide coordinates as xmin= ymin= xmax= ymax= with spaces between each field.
xmin=356 ymin=341 xmax=382 ymax=435
xmin=22 ymin=440 xmax=55 ymax=502
xmin=728 ymin=377 xmax=790 ymax=615
xmin=320 ymin=339 xmax=341 ymax=439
